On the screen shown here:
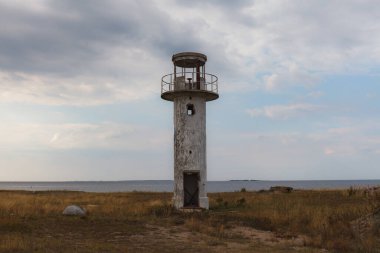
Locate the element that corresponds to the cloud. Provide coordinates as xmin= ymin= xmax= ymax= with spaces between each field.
xmin=324 ymin=147 xmax=335 ymax=155
xmin=0 ymin=122 xmax=171 ymax=151
xmin=173 ymin=0 xmax=380 ymax=91
xmin=0 ymin=0 xmax=205 ymax=105
xmin=207 ymin=120 xmax=380 ymax=180
xmin=327 ymin=127 xmax=356 ymax=135
xmin=306 ymin=91 xmax=324 ymax=98
xmin=0 ymin=70 xmax=155 ymax=105
xmin=263 ymin=63 xmax=320 ymax=91
xmin=310 ymin=121 xmax=380 ymax=156
xmin=1 ymin=0 xmax=380 ymax=105
xmin=246 ymin=103 xmax=322 ymax=119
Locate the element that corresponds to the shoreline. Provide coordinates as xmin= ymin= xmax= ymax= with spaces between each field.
xmin=0 ymin=179 xmax=379 ymax=193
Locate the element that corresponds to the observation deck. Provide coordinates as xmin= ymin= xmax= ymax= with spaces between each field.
xmin=161 ymin=72 xmax=219 ymax=101
xmin=161 ymin=52 xmax=219 ymax=102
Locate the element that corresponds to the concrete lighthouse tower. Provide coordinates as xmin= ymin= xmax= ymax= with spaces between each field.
xmin=161 ymin=52 xmax=219 ymax=209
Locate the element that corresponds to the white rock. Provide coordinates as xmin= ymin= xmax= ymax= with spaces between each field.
xmin=62 ymin=205 xmax=86 ymax=216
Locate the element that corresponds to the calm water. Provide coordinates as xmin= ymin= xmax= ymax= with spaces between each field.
xmin=0 ymin=180 xmax=379 ymax=192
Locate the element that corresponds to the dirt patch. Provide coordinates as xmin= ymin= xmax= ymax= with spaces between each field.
xmin=231 ymin=226 xmax=306 ymax=247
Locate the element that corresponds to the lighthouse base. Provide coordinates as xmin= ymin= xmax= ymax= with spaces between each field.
xmin=172 ymin=195 xmax=209 ymax=210
xmin=199 ymin=197 xmax=209 ymax=209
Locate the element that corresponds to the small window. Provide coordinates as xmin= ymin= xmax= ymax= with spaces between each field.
xmin=187 ymin=104 xmax=194 ymax=116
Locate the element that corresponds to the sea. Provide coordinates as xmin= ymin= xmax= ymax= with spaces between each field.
xmin=0 ymin=180 xmax=379 ymax=193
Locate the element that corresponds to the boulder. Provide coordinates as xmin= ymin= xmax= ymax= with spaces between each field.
xmin=62 ymin=205 xmax=86 ymax=216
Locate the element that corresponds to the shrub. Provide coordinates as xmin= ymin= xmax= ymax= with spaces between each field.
xmin=236 ymin=198 xmax=246 ymax=207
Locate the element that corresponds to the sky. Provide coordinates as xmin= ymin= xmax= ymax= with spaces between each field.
xmin=0 ymin=0 xmax=379 ymax=181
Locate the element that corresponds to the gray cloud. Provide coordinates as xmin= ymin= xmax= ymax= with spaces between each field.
xmin=1 ymin=0 xmax=380 ymax=105
xmin=0 ymin=0 xmax=211 ymax=104
xmin=0 ymin=0 xmax=204 ymax=76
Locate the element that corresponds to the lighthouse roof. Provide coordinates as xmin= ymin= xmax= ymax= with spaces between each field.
xmin=172 ymin=52 xmax=207 ymax=68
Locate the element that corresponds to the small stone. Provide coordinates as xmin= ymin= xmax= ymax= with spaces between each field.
xmin=62 ymin=205 xmax=86 ymax=216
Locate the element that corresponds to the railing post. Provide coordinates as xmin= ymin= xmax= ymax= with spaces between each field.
xmin=170 ymin=74 xmax=172 ymax=91
xmin=211 ymin=75 xmax=213 ymax=91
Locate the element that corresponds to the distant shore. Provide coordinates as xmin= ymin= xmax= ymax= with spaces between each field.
xmin=229 ymin=179 xmax=260 ymax=181
xmin=0 ymin=179 xmax=379 ymax=193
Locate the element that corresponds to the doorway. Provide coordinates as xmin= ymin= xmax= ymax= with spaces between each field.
xmin=183 ymin=172 xmax=199 ymax=207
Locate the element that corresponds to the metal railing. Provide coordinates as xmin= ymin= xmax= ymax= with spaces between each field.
xmin=161 ymin=72 xmax=218 ymax=94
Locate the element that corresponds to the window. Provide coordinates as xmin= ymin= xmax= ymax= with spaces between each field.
xmin=187 ymin=104 xmax=194 ymax=116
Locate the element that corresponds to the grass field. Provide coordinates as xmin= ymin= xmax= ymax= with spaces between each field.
xmin=0 ymin=188 xmax=379 ymax=252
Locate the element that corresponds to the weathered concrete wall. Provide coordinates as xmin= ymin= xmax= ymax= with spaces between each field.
xmin=173 ymin=94 xmax=208 ymax=209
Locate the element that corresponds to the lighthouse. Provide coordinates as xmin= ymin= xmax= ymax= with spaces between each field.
xmin=161 ymin=52 xmax=219 ymax=209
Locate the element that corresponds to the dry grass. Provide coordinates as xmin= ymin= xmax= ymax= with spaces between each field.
xmin=0 ymin=188 xmax=379 ymax=252
xmin=209 ymin=189 xmax=380 ymax=252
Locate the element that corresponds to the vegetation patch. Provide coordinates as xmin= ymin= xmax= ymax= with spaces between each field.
xmin=0 ymin=188 xmax=379 ymax=252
